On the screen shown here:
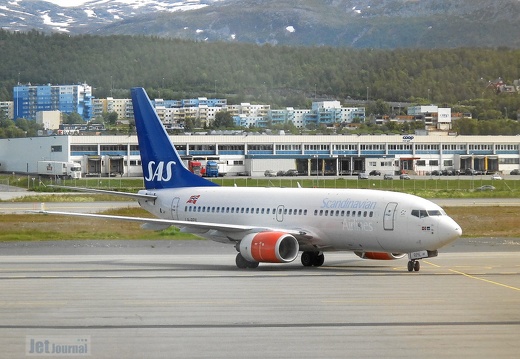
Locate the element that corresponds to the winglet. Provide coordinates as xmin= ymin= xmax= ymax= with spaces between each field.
xmin=131 ymin=87 xmax=218 ymax=189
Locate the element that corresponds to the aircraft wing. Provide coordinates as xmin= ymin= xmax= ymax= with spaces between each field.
xmin=33 ymin=210 xmax=317 ymax=243
xmin=48 ymin=185 xmax=157 ymax=201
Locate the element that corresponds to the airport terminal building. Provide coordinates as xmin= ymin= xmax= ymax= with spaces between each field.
xmin=1 ymin=133 xmax=519 ymax=178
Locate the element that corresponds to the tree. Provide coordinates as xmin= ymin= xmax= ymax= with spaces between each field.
xmin=212 ymin=111 xmax=234 ymax=129
xmin=104 ymin=111 xmax=118 ymax=126
xmin=62 ymin=112 xmax=83 ymax=124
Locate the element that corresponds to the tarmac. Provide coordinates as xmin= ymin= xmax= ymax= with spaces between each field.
xmin=0 ymin=239 xmax=519 ymax=359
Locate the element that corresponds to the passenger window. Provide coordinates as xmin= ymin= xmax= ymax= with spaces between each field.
xmin=369 ymin=211 xmax=373 ymax=217
xmin=304 ymin=209 xmax=307 ymax=215
xmin=246 ymin=208 xmax=249 ymax=214
xmin=363 ymin=211 xmax=367 ymax=217
xmin=314 ymin=209 xmax=318 ymax=216
xmin=319 ymin=210 xmax=323 ymax=216
xmin=267 ymin=208 xmax=270 ymax=214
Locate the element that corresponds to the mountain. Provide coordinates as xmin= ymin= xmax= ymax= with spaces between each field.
xmin=0 ymin=0 xmax=219 ymax=33
xmin=1 ymin=0 xmax=519 ymax=48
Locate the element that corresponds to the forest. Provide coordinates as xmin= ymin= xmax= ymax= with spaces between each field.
xmin=0 ymin=30 xmax=519 ymax=135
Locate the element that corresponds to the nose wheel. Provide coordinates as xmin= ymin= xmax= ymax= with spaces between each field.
xmin=407 ymin=260 xmax=420 ymax=272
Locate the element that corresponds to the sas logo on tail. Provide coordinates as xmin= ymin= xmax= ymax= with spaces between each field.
xmin=144 ymin=161 xmax=176 ymax=182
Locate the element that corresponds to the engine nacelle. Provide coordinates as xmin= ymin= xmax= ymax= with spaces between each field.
xmin=354 ymin=251 xmax=406 ymax=260
xmin=240 ymin=232 xmax=299 ymax=263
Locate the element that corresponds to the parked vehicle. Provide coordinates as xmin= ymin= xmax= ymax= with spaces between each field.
xmin=476 ymin=185 xmax=495 ymax=191
xmin=400 ymin=174 xmax=411 ymax=180
xmin=369 ymin=170 xmax=381 ymax=176
xmin=188 ymin=160 xmax=203 ymax=176
xmin=37 ymin=161 xmax=82 ymax=179
xmin=384 ymin=174 xmax=394 ymax=180
xmin=510 ymin=169 xmax=520 ymax=175
xmin=205 ymin=161 xmax=219 ymax=177
xmin=358 ymin=172 xmax=368 ymax=179
xmin=286 ymin=169 xmax=299 ymax=176
xmin=264 ymin=170 xmax=276 ymax=177
xmin=491 ymin=173 xmax=502 ymax=180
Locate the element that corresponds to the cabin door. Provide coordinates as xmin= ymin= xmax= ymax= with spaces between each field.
xmin=383 ymin=202 xmax=398 ymax=230
xmin=171 ymin=197 xmax=180 ymax=220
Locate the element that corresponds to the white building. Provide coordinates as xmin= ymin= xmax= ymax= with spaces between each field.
xmin=1 ymin=134 xmax=519 ymax=178
xmin=36 ymin=111 xmax=61 ymax=130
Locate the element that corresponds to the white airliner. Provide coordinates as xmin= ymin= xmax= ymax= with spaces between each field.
xmin=42 ymin=87 xmax=462 ymax=271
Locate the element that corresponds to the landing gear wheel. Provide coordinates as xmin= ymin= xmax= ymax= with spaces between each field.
xmin=408 ymin=260 xmax=421 ymax=272
xmin=313 ymin=253 xmax=325 ymax=267
xmin=235 ymin=253 xmax=259 ymax=269
xmin=247 ymin=260 xmax=259 ymax=269
xmin=236 ymin=253 xmax=248 ymax=269
xmin=414 ymin=260 xmax=420 ymax=272
xmin=301 ymin=251 xmax=325 ymax=267
xmin=301 ymin=251 xmax=314 ymax=267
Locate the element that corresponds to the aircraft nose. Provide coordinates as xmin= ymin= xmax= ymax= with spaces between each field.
xmin=438 ymin=217 xmax=462 ymax=247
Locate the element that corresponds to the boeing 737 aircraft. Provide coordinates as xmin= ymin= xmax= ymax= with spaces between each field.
xmin=42 ymin=87 xmax=462 ymax=271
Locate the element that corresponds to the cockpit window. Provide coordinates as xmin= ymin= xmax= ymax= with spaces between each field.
xmin=427 ymin=210 xmax=442 ymax=216
xmin=411 ymin=210 xmax=429 ymax=218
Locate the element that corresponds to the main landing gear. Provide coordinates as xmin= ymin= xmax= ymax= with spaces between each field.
xmin=301 ymin=251 xmax=325 ymax=267
xmin=407 ymin=260 xmax=420 ymax=272
xmin=235 ymin=253 xmax=259 ymax=269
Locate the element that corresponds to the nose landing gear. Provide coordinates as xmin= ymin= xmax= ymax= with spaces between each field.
xmin=407 ymin=250 xmax=438 ymax=272
xmin=407 ymin=260 xmax=420 ymax=272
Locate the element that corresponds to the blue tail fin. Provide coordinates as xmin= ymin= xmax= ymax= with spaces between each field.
xmin=131 ymin=87 xmax=218 ymax=189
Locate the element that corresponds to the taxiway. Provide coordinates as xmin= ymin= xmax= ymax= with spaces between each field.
xmin=0 ymin=239 xmax=519 ymax=358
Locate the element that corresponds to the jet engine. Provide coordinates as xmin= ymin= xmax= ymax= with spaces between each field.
xmin=354 ymin=251 xmax=406 ymax=260
xmin=239 ymin=232 xmax=299 ymax=263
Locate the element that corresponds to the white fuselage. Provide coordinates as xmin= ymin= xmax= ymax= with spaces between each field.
xmin=138 ymin=186 xmax=461 ymax=254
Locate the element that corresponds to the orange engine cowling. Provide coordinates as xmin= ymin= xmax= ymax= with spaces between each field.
xmin=239 ymin=232 xmax=299 ymax=263
xmin=354 ymin=251 xmax=406 ymax=260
